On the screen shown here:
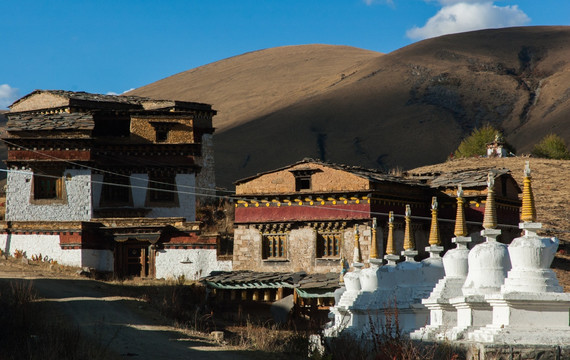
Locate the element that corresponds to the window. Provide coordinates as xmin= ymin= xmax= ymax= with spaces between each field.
xmin=101 ymin=174 xmax=131 ymax=205
xmin=147 ymin=174 xmax=177 ymax=205
xmin=295 ymin=175 xmax=311 ymax=191
xmin=156 ymin=129 xmax=168 ymax=142
xmin=33 ymin=174 xmax=63 ymax=200
xmin=150 ymin=122 xmax=176 ymax=143
xmin=290 ymin=168 xmax=321 ymax=192
xmin=262 ymin=233 xmax=287 ymax=259
xmin=317 ymin=231 xmax=342 ymax=258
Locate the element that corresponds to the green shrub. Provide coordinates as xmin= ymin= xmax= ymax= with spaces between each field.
xmin=531 ymin=134 xmax=570 ymax=159
xmin=454 ymin=124 xmax=514 ymax=158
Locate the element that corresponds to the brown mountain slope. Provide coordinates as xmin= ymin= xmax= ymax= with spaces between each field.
xmin=131 ymin=26 xmax=570 ymax=189
xmin=129 ymin=45 xmax=381 ymax=131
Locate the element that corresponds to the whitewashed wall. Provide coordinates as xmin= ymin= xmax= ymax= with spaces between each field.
xmin=6 ymin=169 xmax=92 ymax=221
xmin=195 ymin=133 xmax=216 ymax=199
xmin=155 ymin=248 xmax=232 ymax=280
xmin=130 ymin=174 xmax=149 ymax=208
xmin=147 ymin=174 xmax=196 ymax=221
xmin=129 ymin=173 xmax=195 ymax=221
xmin=91 ymin=173 xmax=104 ymax=209
xmin=0 ymin=233 xmax=113 ymax=271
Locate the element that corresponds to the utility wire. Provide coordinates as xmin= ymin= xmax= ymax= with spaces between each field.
xmin=2 ymin=140 xmax=563 ymax=233
xmin=0 ymin=167 xmax=525 ymax=230
xmin=1 ymin=138 xmax=236 ymax=194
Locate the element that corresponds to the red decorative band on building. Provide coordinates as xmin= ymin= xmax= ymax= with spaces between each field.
xmin=235 ymin=203 xmax=371 ymax=223
xmin=8 ymin=149 xmax=92 ymax=161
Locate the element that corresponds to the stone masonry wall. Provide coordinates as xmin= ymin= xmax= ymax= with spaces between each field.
xmin=129 ymin=115 xmax=194 ymax=144
xmin=10 ymin=93 xmax=68 ymax=112
xmin=235 ymin=163 xmax=370 ymax=195
xmin=155 ymin=248 xmax=232 ymax=280
xmin=233 ymin=224 xmax=376 ymax=273
xmin=6 ymin=169 xmax=92 ymax=221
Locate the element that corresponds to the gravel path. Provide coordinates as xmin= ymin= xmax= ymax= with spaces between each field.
xmin=0 ymin=262 xmax=253 ymax=360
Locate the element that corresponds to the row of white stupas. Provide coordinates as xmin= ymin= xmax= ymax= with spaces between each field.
xmin=325 ymin=162 xmax=570 ymax=345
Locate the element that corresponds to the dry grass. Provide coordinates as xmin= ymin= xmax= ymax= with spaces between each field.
xmin=409 ymin=157 xmax=570 ymax=242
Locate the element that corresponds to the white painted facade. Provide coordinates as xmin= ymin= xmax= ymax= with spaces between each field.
xmin=6 ymin=169 xmax=93 ymax=221
xmin=0 ymin=233 xmax=113 ymax=271
xmin=155 ymin=248 xmax=232 ymax=280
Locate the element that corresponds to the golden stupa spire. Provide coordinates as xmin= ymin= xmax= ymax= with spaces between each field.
xmin=403 ymin=205 xmax=415 ymax=250
xmin=370 ymin=217 xmax=379 ymax=259
xmin=428 ymin=197 xmax=441 ymax=246
xmin=454 ymin=185 xmax=467 ymax=237
xmin=353 ymin=224 xmax=362 ymax=264
xmin=520 ymin=161 xmax=537 ymax=223
xmin=385 ymin=211 xmax=395 ymax=255
xmin=482 ymin=172 xmax=497 ymax=230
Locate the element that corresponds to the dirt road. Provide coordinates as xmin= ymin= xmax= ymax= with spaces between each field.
xmin=0 ymin=263 xmax=254 ymax=360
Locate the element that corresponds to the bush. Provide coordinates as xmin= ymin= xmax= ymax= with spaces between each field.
xmin=531 ymin=134 xmax=570 ymax=159
xmin=453 ymin=125 xmax=514 ymax=158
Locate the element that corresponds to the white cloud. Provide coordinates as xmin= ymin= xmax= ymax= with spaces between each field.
xmin=0 ymin=84 xmax=20 ymax=109
xmin=106 ymin=88 xmax=135 ymax=96
xmin=406 ymin=2 xmax=530 ymax=40
xmin=364 ymin=0 xmax=394 ymax=6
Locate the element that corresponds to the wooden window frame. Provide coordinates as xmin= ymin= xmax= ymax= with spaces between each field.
xmin=290 ymin=169 xmax=322 ymax=192
xmin=262 ymin=232 xmax=288 ymax=260
xmin=316 ymin=231 xmax=342 ymax=259
xmin=30 ymin=170 xmax=67 ymax=204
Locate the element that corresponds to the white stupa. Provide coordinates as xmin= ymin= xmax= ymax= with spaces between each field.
xmin=411 ymin=188 xmax=471 ymax=340
xmin=448 ymin=172 xmax=511 ymax=340
xmin=469 ymin=162 xmax=570 ymax=344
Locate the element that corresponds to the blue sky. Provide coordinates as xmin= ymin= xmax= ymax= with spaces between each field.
xmin=1 ymin=0 xmax=568 ymax=109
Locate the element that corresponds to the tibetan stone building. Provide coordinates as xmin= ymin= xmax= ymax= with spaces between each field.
xmin=232 ymin=159 xmax=522 ymax=274
xmin=0 ymin=90 xmax=230 ymax=279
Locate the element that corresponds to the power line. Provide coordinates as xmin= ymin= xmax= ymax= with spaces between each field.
xmin=0 ymin=138 xmax=236 ymax=194
xmin=0 ymin=141 xmax=553 ymax=233
xmin=0 ymin=167 xmax=525 ymax=230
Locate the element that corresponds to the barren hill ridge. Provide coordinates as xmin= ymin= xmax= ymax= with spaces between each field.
xmin=129 ymin=26 xmax=570 ymax=189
